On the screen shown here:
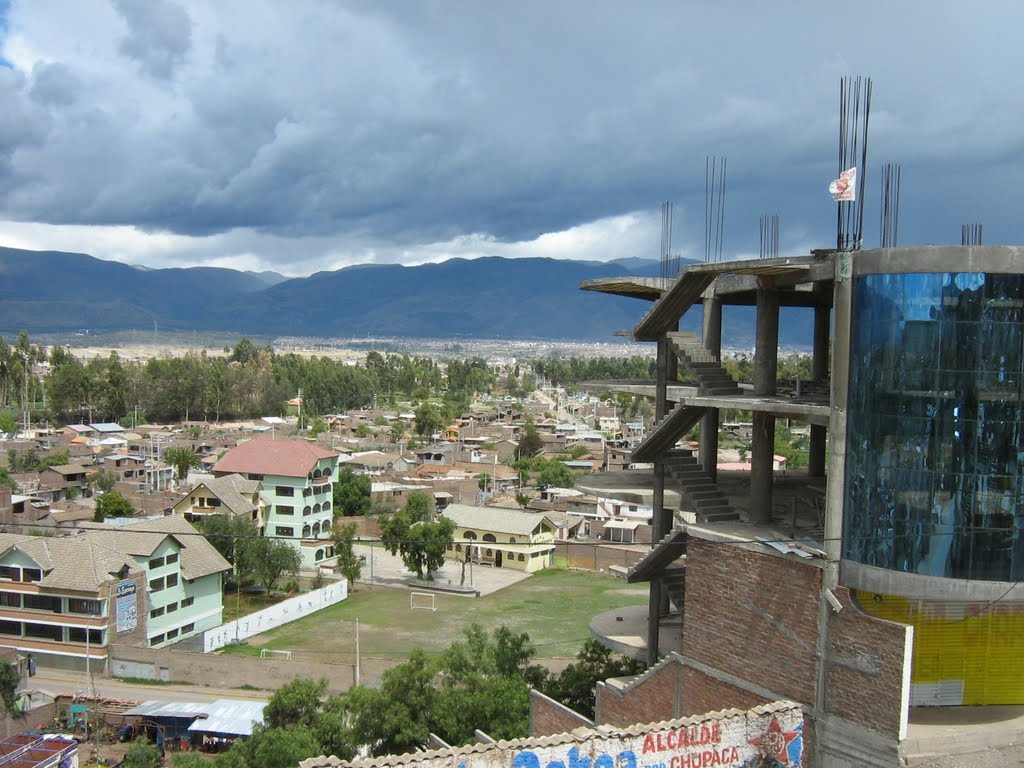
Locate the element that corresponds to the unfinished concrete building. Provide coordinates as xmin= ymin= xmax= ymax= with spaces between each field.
xmin=578 ymin=245 xmax=1024 ymax=765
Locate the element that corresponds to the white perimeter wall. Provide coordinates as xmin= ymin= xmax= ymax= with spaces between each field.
xmin=203 ymin=579 xmax=348 ymax=652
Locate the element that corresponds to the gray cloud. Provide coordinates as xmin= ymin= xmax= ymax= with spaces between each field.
xmin=0 ymin=0 xmax=1022 ymax=273
xmin=113 ymin=0 xmax=192 ymax=80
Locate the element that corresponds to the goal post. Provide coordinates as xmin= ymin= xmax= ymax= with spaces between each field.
xmin=410 ymin=591 xmax=437 ymax=612
xmin=259 ymin=649 xmax=293 ymax=660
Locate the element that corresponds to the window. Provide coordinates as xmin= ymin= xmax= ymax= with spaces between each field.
xmin=509 ymin=537 xmax=517 ymax=544
xmin=69 ymin=628 xmax=102 ymax=644
xmin=23 ymin=594 xmax=62 ymax=613
xmin=21 ymin=568 xmax=41 ymax=583
xmin=464 ymin=531 xmax=477 ymax=540
xmin=166 ymin=573 xmax=179 ymax=588
xmin=277 ymin=505 xmax=295 ymax=515
xmin=312 ymin=522 xmax=321 ymax=536
xmin=0 ymin=592 xmax=20 ymax=609
xmin=518 ymin=553 xmax=525 ymax=562
xmin=150 ymin=634 xmax=165 ymax=646
xmin=166 ymin=602 xmax=178 ymax=614
xmin=149 ymin=556 xmax=165 ymax=569
xmin=303 ymin=506 xmax=312 ymax=516
xmin=315 ymin=549 xmax=324 ymax=560
xmin=23 ymin=623 xmax=62 ymax=641
xmin=0 ymin=566 xmax=18 ymax=581
xmin=69 ymin=598 xmax=102 ymax=616
xmin=323 ymin=501 xmax=331 ymax=512
xmin=182 ymin=623 xmax=195 ymax=634
xmin=483 ymin=533 xmax=497 ymax=543
xmin=166 ymin=628 xmax=179 ymax=639
xmin=181 ymin=596 xmax=194 ymax=608
xmin=150 ymin=577 xmax=164 ymax=591
xmin=166 ymin=553 xmax=179 ymax=565
xmin=150 ymin=606 xmax=165 ymax=619
xmin=276 ymin=526 xmax=294 ymax=537
xmin=276 ymin=486 xmax=294 ymax=497
xmin=0 ymin=620 xmax=19 ymax=636
xmin=302 ymin=524 xmax=312 ymax=537
xmin=455 ymin=544 xmax=462 ymax=552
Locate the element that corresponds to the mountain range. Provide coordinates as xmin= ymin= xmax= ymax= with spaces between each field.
xmin=0 ymin=246 xmax=813 ymax=346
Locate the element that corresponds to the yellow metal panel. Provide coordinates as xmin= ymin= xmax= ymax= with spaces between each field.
xmin=853 ymin=590 xmax=1024 ymax=705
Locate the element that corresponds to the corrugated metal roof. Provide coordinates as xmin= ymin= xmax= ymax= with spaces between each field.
xmin=122 ymin=698 xmax=266 ymax=736
xmin=187 ymin=699 xmax=266 ymax=736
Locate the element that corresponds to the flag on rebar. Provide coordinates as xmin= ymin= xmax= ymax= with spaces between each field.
xmin=829 ymin=167 xmax=857 ymax=201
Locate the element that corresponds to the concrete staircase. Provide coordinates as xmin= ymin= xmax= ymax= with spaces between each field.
xmin=661 ymin=563 xmax=685 ymax=613
xmin=630 ymin=402 xmax=706 ymax=463
xmin=666 ymin=332 xmax=742 ymax=395
xmin=663 ymin=448 xmax=738 ymax=522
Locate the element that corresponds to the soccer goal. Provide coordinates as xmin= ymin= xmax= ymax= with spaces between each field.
xmin=259 ymin=649 xmax=293 ymax=660
xmin=410 ymin=591 xmax=437 ymax=612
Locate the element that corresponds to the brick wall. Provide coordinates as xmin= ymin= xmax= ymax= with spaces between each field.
xmin=596 ymin=660 xmax=681 ymax=727
xmin=595 ymin=657 xmax=771 ymax=729
xmin=825 ymin=586 xmax=911 ymax=739
xmin=529 ymin=690 xmax=593 ymax=736
xmin=681 ymin=537 xmax=822 ymax=706
xmin=552 ymin=542 xmax=647 ymax=572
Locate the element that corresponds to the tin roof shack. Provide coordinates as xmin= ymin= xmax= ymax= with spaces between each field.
xmin=122 ymin=699 xmax=265 ymax=753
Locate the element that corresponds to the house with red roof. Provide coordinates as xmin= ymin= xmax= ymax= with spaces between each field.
xmin=212 ymin=439 xmax=340 ymax=569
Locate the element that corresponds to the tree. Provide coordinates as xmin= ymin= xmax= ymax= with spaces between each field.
xmin=201 ymin=514 xmax=258 ymax=580
xmin=233 ymin=725 xmax=321 ymax=768
xmin=164 ymin=446 xmax=201 ymax=482
xmin=516 ymin=428 xmax=543 ymax=459
xmin=88 ymin=468 xmax=117 ymax=494
xmin=94 ymin=490 xmax=136 ymax=522
xmin=121 ymin=738 xmax=162 ymax=768
xmin=540 ymin=638 xmax=645 ymax=719
xmin=345 ymin=650 xmax=436 ymax=756
xmin=0 ymin=413 xmax=16 ymax=434
xmin=332 ymin=466 xmax=370 ymax=517
xmin=515 ymin=491 xmax=531 ymax=509
xmin=263 ymin=677 xmax=328 ymax=730
xmin=169 ymin=752 xmax=210 ymax=768
xmin=537 ymin=460 xmax=576 ymax=488
xmin=331 ymin=521 xmax=362 ymax=586
xmin=0 ymin=467 xmax=14 ymax=491
xmin=379 ymin=500 xmax=454 ymax=581
xmin=0 ymin=661 xmax=21 ymax=716
xmin=413 ymin=402 xmax=443 ymax=437
xmin=244 ymin=537 xmax=302 ymax=592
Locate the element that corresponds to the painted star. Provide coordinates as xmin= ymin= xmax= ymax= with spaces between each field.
xmin=748 ymin=716 xmax=801 ymax=764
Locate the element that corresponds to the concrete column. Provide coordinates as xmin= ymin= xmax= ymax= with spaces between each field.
xmin=647 ymin=461 xmax=666 ymax=665
xmin=808 ymin=302 xmax=831 ymax=477
xmin=749 ymin=280 xmax=779 ymax=524
xmin=655 ymin=338 xmax=670 ymax=421
xmin=699 ymin=296 xmax=723 ymax=481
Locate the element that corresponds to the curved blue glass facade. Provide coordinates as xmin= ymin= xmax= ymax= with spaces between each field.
xmin=844 ymin=272 xmax=1024 ymax=581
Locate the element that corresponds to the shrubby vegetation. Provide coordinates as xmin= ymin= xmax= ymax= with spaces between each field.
xmin=205 ymin=626 xmax=642 ymax=765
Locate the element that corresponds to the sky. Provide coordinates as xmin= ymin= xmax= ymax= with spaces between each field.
xmin=0 ymin=1 xmax=1021 ymax=277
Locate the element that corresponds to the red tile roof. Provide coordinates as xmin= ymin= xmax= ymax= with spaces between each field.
xmin=213 ymin=439 xmax=339 ymax=478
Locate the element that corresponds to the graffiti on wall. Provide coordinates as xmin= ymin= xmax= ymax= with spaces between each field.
xmin=448 ymin=708 xmax=802 ymax=768
xmin=202 ymin=579 xmax=348 ymax=652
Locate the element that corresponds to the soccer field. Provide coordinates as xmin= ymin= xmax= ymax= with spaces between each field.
xmin=221 ymin=568 xmax=648 ymax=663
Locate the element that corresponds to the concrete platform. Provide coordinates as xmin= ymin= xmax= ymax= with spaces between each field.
xmin=903 ymin=705 xmax=1024 ymax=764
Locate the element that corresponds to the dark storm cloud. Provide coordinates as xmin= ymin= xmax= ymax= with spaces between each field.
xmin=0 ymin=0 xmax=1023 ymax=271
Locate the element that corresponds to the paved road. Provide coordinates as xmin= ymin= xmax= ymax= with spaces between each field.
xmin=28 ymin=667 xmax=269 ymax=704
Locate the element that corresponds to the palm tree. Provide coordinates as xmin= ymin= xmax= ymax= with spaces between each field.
xmin=164 ymin=446 xmax=201 ymax=484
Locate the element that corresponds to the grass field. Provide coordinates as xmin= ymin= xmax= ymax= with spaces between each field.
xmin=220 ymin=568 xmax=647 ymax=663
